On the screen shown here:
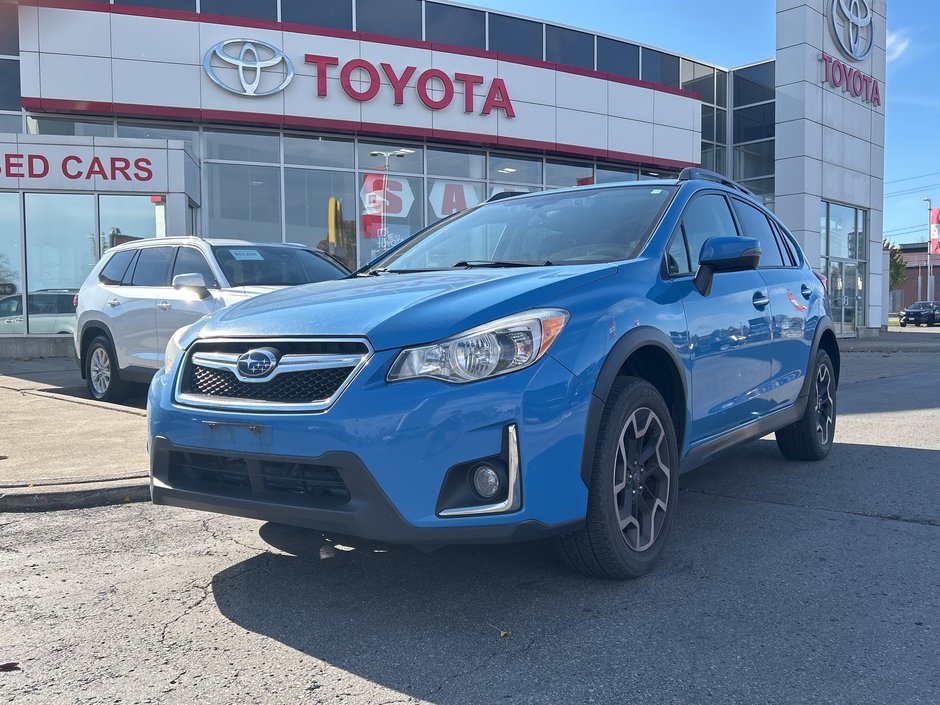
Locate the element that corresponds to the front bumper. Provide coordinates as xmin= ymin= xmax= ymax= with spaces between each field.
xmin=148 ymin=349 xmax=592 ymax=543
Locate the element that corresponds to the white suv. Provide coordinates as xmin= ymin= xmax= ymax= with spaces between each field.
xmin=74 ymin=238 xmax=349 ymax=401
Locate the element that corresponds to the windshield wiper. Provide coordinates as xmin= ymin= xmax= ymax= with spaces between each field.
xmin=451 ymin=260 xmax=554 ymax=268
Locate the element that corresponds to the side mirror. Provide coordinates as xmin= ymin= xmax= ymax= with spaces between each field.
xmin=693 ymin=236 xmax=761 ymax=297
xmin=172 ymin=273 xmax=211 ymax=300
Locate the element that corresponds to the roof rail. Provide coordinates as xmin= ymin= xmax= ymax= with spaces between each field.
xmin=487 ymin=190 xmax=526 ymax=203
xmin=677 ymin=167 xmax=759 ymax=201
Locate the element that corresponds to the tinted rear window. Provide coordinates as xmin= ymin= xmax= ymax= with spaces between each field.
xmin=99 ymin=250 xmax=136 ymax=285
xmin=212 ymin=246 xmax=346 ymax=287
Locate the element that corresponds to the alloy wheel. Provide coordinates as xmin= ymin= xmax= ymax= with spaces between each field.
xmin=814 ymin=364 xmax=834 ymax=446
xmin=612 ymin=407 xmax=672 ymax=552
xmin=90 ymin=347 xmax=111 ymax=396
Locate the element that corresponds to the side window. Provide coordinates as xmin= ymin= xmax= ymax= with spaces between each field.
xmin=131 ymin=247 xmax=174 ymax=287
xmin=173 ymin=247 xmax=219 ymax=288
xmin=773 ymin=220 xmax=801 ymax=267
xmin=121 ymin=251 xmax=140 ymax=286
xmin=99 ymin=250 xmax=136 ymax=285
xmin=666 ymin=227 xmax=691 ymax=275
xmin=732 ymin=199 xmax=785 ymax=267
xmin=0 ymin=295 xmax=21 ymax=316
xmin=682 ymin=193 xmax=738 ymax=271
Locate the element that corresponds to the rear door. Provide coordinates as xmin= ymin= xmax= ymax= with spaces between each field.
xmin=667 ymin=191 xmax=774 ymax=444
xmin=155 ymin=246 xmax=224 ymax=357
xmin=731 ymin=197 xmax=813 ymax=411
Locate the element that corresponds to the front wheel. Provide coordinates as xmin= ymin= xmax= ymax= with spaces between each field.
xmin=556 ymin=377 xmax=679 ymax=579
xmin=775 ymin=350 xmax=836 ymax=461
xmin=899 ymin=321 xmax=906 ymax=327
xmin=84 ymin=335 xmax=129 ymax=403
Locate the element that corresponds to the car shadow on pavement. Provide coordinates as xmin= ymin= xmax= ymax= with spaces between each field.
xmin=208 ymin=438 xmax=939 ymax=704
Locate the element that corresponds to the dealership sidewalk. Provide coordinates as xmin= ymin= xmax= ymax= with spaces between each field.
xmin=0 ymin=357 xmax=149 ymax=512
xmin=1 ymin=327 xmax=938 ymax=512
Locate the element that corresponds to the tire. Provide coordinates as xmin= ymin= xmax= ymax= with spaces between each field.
xmin=556 ymin=377 xmax=679 ymax=579
xmin=84 ymin=335 xmax=129 ymax=403
xmin=775 ymin=350 xmax=836 ymax=461
xmin=899 ymin=322 xmax=906 ymax=327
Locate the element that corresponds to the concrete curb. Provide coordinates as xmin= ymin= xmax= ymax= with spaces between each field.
xmin=0 ymin=479 xmax=150 ymax=513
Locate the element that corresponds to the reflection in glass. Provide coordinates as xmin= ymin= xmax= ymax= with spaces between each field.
xmin=285 ymin=168 xmax=357 ymax=270
xmin=27 ymin=116 xmax=113 ymax=137
xmin=205 ymin=163 xmax=281 ymax=241
xmin=25 ymin=194 xmax=95 ymax=335
xmin=0 ymin=112 xmax=19 ymax=133
xmin=427 ymin=148 xmax=485 ymax=179
xmin=0 ymin=59 xmax=20 ymax=112
xmin=596 ymin=165 xmax=638 ymax=184
xmin=425 ymin=2 xmax=485 ymax=49
xmin=117 ymin=122 xmax=200 ymax=156
xmin=201 ymin=0 xmax=276 ymax=21
xmin=828 ymin=203 xmax=855 ymax=259
xmin=205 ymin=130 xmax=279 ymax=163
xmin=427 ymin=180 xmax=484 ymax=223
xmin=681 ymin=61 xmax=715 ymax=104
xmin=545 ymin=160 xmax=593 ymax=188
xmin=733 ymin=62 xmax=775 ymax=107
xmin=488 ymin=14 xmax=543 ymax=60
xmin=597 ymin=38 xmax=639 ymax=79
xmin=99 ymin=195 xmax=166 ymax=253
xmin=733 ymin=141 xmax=774 ymax=180
xmin=488 ymin=154 xmax=542 ymax=185
xmin=545 ymin=25 xmax=594 ymax=70
xmin=357 ymin=142 xmax=424 ymax=174
xmin=356 ymin=0 xmax=422 ymax=40
xmin=284 ymin=135 xmax=354 ymax=169
xmin=640 ymin=49 xmax=679 ymax=88
xmin=733 ymin=103 xmax=775 ymax=143
xmin=0 ymin=192 xmax=22 ymax=335
xmin=281 ymin=0 xmax=353 ymax=30
xmin=358 ymin=172 xmax=423 ymax=266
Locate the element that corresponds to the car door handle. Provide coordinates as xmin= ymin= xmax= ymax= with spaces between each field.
xmin=156 ymin=301 xmax=171 ymax=311
xmin=800 ymin=284 xmax=812 ymax=300
xmin=752 ymin=292 xmax=770 ymax=309
xmin=106 ymin=298 xmax=121 ymax=307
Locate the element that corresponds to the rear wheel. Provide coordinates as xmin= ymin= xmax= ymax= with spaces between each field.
xmin=775 ymin=350 xmax=836 ymax=461
xmin=84 ymin=335 xmax=129 ymax=403
xmin=557 ymin=377 xmax=679 ymax=579
xmin=900 ymin=321 xmax=906 ymax=327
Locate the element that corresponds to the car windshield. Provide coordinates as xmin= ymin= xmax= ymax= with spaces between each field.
xmin=370 ymin=184 xmax=677 ymax=271
xmin=909 ymin=302 xmax=929 ymax=310
xmin=212 ymin=246 xmax=346 ymax=287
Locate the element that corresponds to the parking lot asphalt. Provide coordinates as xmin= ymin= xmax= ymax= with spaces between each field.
xmin=0 ymin=347 xmax=938 ymax=704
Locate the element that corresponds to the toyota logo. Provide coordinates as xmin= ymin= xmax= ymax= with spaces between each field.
xmin=203 ymin=39 xmax=294 ymax=97
xmin=236 ymin=348 xmax=279 ymax=378
xmin=829 ymin=0 xmax=874 ymax=62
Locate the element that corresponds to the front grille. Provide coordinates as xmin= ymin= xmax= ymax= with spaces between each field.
xmin=189 ymin=364 xmax=353 ymax=402
xmin=174 ymin=337 xmax=372 ymax=411
xmin=167 ymin=450 xmax=350 ymax=507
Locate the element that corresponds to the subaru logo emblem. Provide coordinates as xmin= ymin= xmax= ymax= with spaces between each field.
xmin=203 ymin=39 xmax=294 ymax=97
xmin=829 ymin=0 xmax=874 ymax=62
xmin=236 ymin=348 xmax=279 ymax=378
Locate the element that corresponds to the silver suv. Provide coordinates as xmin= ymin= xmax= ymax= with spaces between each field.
xmin=74 ymin=238 xmax=348 ymax=402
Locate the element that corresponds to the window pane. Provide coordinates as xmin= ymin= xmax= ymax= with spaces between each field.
xmin=0 ymin=3 xmax=19 ymax=55
xmin=701 ymin=143 xmax=715 ymax=172
xmin=715 ymin=108 xmax=727 ymax=143
xmin=545 ymin=159 xmax=593 ymax=188
xmin=99 ymin=250 xmax=136 ymax=286
xmin=545 ymin=25 xmax=594 ymax=70
xmin=701 ymin=106 xmax=715 ymax=142
xmin=27 ymin=116 xmax=112 ymax=137
xmin=173 ymin=247 xmax=218 ymax=288
xmin=356 ymin=0 xmax=422 ymax=40
xmin=488 ymin=153 xmax=542 ymax=184
xmin=0 ymin=60 xmax=21 ymax=112
xmin=856 ymin=209 xmax=868 ymax=262
xmin=205 ymin=163 xmax=282 ymax=241
xmin=682 ymin=193 xmax=737 ymax=270
xmin=641 ymin=49 xmax=679 ymax=89
xmin=667 ymin=228 xmax=691 ymax=275
xmin=733 ymin=62 xmax=775 ymax=107
xmin=24 ymin=194 xmax=94 ymax=335
xmin=596 ymin=165 xmax=638 ymax=183
xmin=733 ymin=103 xmax=775 ymax=143
xmin=733 ymin=141 xmax=775 ymax=180
xmin=113 ymin=0 xmax=196 ymax=11
xmin=131 ymin=246 xmax=174 ymax=286
xmin=739 ymin=177 xmax=775 ymax=210
xmin=681 ymin=61 xmax=714 ymax=104
xmin=200 ymin=0 xmax=276 ymax=21
xmin=716 ymin=70 xmax=728 ymax=107
xmin=427 ymin=179 xmax=484 ymax=223
xmin=117 ymin=122 xmax=199 ymax=156
xmin=488 ymin=14 xmax=543 ymax=60
xmin=281 ymin=0 xmax=352 ymax=30
xmin=427 ymin=148 xmax=485 ymax=179
xmin=827 ymin=203 xmax=856 ymax=259
xmin=357 ymin=142 xmax=423 ymax=174
xmin=284 ymin=135 xmax=354 ymax=169
xmin=0 ymin=113 xmax=19 ymax=133
xmin=99 ymin=195 xmax=166 ymax=253
xmin=597 ymin=38 xmax=639 ymax=79
xmin=820 ymin=201 xmax=828 ymax=259
xmin=0 ymin=192 xmax=22 ymax=334
xmin=205 ymin=130 xmax=279 ymax=163
xmin=425 ymin=2 xmax=485 ymax=50
xmin=284 ymin=168 xmax=357 ymax=270
xmin=732 ymin=199 xmax=784 ymax=267
xmin=358 ymin=172 xmax=423 ymax=266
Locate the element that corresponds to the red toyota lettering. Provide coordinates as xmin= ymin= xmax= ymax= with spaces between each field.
xmin=481 ymin=78 xmax=515 ymax=118
xmin=381 ymin=63 xmax=417 ymax=105
xmin=417 ymin=69 xmax=454 ymax=110
xmin=304 ymin=54 xmax=339 ymax=97
xmin=454 ymin=73 xmax=484 ymax=113
xmin=341 ymin=59 xmax=381 ymax=101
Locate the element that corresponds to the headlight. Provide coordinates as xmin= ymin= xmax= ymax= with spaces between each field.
xmin=387 ymin=309 xmax=568 ymax=384
xmin=163 ymin=326 xmax=188 ymax=374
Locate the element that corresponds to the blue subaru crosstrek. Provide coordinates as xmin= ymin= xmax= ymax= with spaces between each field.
xmin=149 ymin=169 xmax=839 ymax=579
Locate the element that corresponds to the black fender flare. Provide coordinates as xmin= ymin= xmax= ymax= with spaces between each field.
xmin=799 ymin=315 xmax=840 ymax=399
xmin=578 ymin=326 xmax=688 ymax=486
xmin=77 ymin=320 xmax=117 ymax=379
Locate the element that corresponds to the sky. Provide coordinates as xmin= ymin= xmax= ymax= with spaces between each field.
xmin=469 ymin=0 xmax=935 ymax=245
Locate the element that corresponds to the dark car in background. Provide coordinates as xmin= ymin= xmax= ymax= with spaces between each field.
xmin=899 ymin=301 xmax=940 ymax=327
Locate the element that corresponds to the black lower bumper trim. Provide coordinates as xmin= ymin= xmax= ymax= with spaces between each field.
xmin=150 ymin=437 xmax=581 ymax=545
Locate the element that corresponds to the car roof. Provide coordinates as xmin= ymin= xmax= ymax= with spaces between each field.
xmin=105 ymin=237 xmax=310 ymax=253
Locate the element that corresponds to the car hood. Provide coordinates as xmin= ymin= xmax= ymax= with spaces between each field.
xmin=198 ymin=265 xmax=617 ymax=350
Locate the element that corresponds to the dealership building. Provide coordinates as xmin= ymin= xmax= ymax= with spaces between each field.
xmin=0 ymin=0 xmax=887 ymax=355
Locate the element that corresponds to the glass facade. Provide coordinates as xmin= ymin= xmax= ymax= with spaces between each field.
xmin=820 ymin=201 xmax=868 ymax=336
xmin=731 ymin=61 xmax=775 ymax=209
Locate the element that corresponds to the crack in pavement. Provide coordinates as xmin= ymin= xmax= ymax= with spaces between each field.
xmin=680 ymin=487 xmax=940 ymax=527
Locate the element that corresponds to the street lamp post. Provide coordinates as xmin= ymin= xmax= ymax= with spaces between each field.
xmin=925 ymin=198 xmax=933 ymax=302
xmin=369 ymin=149 xmax=414 ymax=246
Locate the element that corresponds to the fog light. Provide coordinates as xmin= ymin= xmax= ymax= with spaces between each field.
xmin=472 ymin=464 xmax=501 ymax=499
